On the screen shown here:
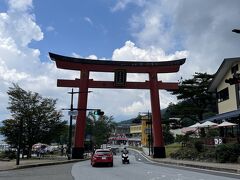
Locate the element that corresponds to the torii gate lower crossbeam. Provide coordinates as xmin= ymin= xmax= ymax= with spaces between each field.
xmin=49 ymin=52 xmax=185 ymax=159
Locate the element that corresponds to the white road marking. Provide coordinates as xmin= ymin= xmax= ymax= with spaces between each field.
xmin=130 ymin=148 xmax=240 ymax=177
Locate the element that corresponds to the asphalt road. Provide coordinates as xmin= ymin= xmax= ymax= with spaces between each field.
xmin=0 ymin=163 xmax=74 ymax=180
xmin=72 ymin=152 xmax=239 ymax=180
xmin=0 ymin=150 xmax=239 ymax=180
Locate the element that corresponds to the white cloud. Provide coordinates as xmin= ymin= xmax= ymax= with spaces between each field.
xmin=8 ymin=0 xmax=33 ymax=12
xmin=0 ymin=59 xmax=29 ymax=81
xmin=4 ymin=0 xmax=43 ymax=47
xmin=46 ymin=26 xmax=55 ymax=32
xmin=111 ymin=0 xmax=146 ymax=12
xmin=72 ymin=52 xmax=81 ymax=58
xmin=110 ymin=0 xmax=240 ymax=118
xmin=120 ymin=90 xmax=150 ymax=114
xmin=0 ymin=0 xmax=75 ymax=121
xmin=2 ymin=0 xmax=239 ymax=124
xmin=113 ymin=41 xmax=188 ymax=62
xmin=0 ymin=0 xmax=176 ymax=125
xmin=108 ymin=41 xmax=186 ymax=117
xmin=67 ymin=41 xmax=186 ymax=120
xmin=84 ymin=17 xmax=93 ymax=26
xmin=129 ymin=0 xmax=240 ymax=78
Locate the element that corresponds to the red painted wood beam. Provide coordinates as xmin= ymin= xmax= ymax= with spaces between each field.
xmin=50 ymin=52 xmax=186 ymax=74
xmin=57 ymin=79 xmax=179 ymax=90
xmin=57 ymin=79 xmax=80 ymax=87
xmin=89 ymin=80 xmax=150 ymax=89
xmin=55 ymin=61 xmax=181 ymax=73
xmin=157 ymin=82 xmax=179 ymax=90
xmin=57 ymin=79 xmax=150 ymax=89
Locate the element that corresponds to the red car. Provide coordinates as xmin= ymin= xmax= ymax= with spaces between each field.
xmin=91 ymin=149 xmax=113 ymax=167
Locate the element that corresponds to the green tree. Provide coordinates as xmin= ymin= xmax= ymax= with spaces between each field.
xmin=0 ymin=84 xmax=67 ymax=158
xmin=163 ymin=125 xmax=175 ymax=145
xmin=85 ymin=112 xmax=116 ymax=149
xmin=169 ymin=72 xmax=217 ymax=123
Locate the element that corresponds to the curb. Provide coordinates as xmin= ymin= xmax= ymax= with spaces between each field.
xmin=15 ymin=159 xmax=83 ymax=170
xmin=147 ymin=157 xmax=240 ymax=174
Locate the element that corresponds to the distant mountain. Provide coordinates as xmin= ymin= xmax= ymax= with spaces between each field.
xmin=117 ymin=108 xmax=167 ymax=125
xmin=117 ymin=118 xmax=134 ymax=125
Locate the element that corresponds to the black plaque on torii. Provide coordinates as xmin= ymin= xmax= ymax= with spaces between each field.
xmin=114 ymin=69 xmax=127 ymax=87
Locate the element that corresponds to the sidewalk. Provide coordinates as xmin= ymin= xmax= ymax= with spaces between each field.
xmin=141 ymin=147 xmax=240 ymax=174
xmin=0 ymin=156 xmax=83 ymax=171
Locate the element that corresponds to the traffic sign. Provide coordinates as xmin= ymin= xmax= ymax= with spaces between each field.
xmin=214 ymin=137 xmax=223 ymax=145
xmin=68 ymin=110 xmax=78 ymax=116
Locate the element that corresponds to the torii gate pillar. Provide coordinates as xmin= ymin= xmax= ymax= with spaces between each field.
xmin=149 ymin=72 xmax=165 ymax=157
xmin=72 ymin=70 xmax=89 ymax=159
xmin=49 ymin=52 xmax=185 ymax=159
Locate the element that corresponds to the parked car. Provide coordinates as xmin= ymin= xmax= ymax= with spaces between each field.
xmin=91 ymin=149 xmax=113 ymax=167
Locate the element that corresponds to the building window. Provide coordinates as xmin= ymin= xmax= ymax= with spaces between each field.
xmin=217 ymin=88 xmax=229 ymax=102
xmin=231 ymin=64 xmax=238 ymax=74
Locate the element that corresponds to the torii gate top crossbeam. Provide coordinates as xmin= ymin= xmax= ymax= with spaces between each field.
xmin=49 ymin=52 xmax=186 ymax=73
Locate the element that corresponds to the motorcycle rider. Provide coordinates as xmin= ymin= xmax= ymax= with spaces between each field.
xmin=122 ymin=147 xmax=128 ymax=154
xmin=121 ymin=147 xmax=129 ymax=164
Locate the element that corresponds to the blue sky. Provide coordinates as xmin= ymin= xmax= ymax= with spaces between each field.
xmin=30 ymin=0 xmax=139 ymax=60
xmin=0 ymin=0 xmax=240 ymax=126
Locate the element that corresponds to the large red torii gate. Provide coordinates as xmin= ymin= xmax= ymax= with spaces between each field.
xmin=49 ymin=52 xmax=185 ymax=159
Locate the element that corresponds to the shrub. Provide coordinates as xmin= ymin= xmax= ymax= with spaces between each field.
xmin=199 ymin=149 xmax=216 ymax=161
xmin=194 ymin=140 xmax=204 ymax=152
xmin=229 ymin=144 xmax=240 ymax=162
xmin=215 ymin=144 xmax=240 ymax=163
xmin=163 ymin=125 xmax=175 ymax=145
xmin=175 ymin=134 xmax=184 ymax=143
xmin=0 ymin=150 xmax=16 ymax=159
xmin=215 ymin=144 xmax=231 ymax=163
xmin=170 ymin=147 xmax=198 ymax=160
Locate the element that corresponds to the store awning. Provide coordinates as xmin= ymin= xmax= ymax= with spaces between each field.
xmin=203 ymin=109 xmax=240 ymax=122
xmin=217 ymin=121 xmax=237 ymax=127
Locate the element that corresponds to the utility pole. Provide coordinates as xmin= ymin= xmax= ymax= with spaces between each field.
xmin=16 ymin=118 xmax=23 ymax=165
xmin=66 ymin=89 xmax=93 ymax=160
xmin=67 ymin=88 xmax=74 ymax=160
xmin=147 ymin=111 xmax=153 ymax=156
xmin=149 ymin=111 xmax=153 ymax=156
xmin=147 ymin=111 xmax=151 ymax=156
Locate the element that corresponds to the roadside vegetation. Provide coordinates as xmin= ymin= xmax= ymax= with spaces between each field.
xmin=0 ymin=83 xmax=116 ymax=160
xmin=163 ymin=72 xmax=217 ymax=127
xmin=169 ymin=134 xmax=240 ymax=163
xmin=163 ymin=72 xmax=240 ymax=163
xmin=0 ymin=84 xmax=67 ymax=159
xmin=165 ymin=143 xmax=181 ymax=157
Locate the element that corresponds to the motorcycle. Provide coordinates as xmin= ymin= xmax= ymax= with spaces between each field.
xmin=122 ymin=152 xmax=130 ymax=164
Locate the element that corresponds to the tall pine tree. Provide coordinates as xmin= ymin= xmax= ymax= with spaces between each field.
xmin=167 ymin=72 xmax=217 ymax=124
